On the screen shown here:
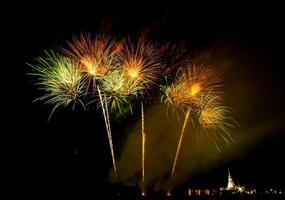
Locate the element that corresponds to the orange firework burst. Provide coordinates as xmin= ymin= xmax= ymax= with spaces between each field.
xmin=63 ymin=33 xmax=122 ymax=79
xmin=120 ymin=38 xmax=161 ymax=93
xmin=182 ymin=63 xmax=222 ymax=96
xmin=161 ymin=63 xmax=222 ymax=111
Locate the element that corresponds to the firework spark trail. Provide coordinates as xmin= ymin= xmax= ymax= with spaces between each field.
xmin=171 ymin=108 xmax=191 ymax=176
xmin=104 ymin=94 xmax=118 ymax=181
xmin=141 ymin=102 xmax=146 ymax=184
xmin=97 ymin=86 xmax=118 ymax=180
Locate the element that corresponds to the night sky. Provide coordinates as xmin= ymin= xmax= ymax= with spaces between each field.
xmin=6 ymin=1 xmax=285 ymax=198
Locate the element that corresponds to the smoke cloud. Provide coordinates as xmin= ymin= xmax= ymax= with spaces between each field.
xmin=111 ymin=40 xmax=285 ymax=191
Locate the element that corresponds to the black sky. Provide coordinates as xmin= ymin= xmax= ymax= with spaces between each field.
xmin=5 ymin=0 xmax=285 ymax=198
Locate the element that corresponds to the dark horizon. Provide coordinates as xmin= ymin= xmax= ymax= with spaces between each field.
xmin=6 ymin=1 xmax=285 ymax=198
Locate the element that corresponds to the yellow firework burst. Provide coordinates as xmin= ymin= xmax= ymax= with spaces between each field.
xmin=161 ymin=80 xmax=193 ymax=110
xmin=195 ymin=93 xmax=235 ymax=150
xmin=196 ymin=94 xmax=232 ymax=130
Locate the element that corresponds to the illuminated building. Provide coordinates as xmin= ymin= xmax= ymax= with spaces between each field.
xmin=220 ymin=168 xmax=256 ymax=195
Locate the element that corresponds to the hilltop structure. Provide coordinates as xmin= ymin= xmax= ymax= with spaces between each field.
xmin=220 ymin=168 xmax=256 ymax=195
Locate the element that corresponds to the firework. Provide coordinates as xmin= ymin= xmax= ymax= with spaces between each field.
xmin=196 ymin=93 xmax=235 ymax=152
xmin=28 ymin=51 xmax=85 ymax=120
xmin=28 ymin=32 xmax=237 ymax=191
xmin=141 ymin=102 xmax=146 ymax=184
xmin=183 ymin=63 xmax=222 ymax=95
xmin=161 ymin=80 xmax=194 ymax=111
xmin=120 ymin=39 xmax=161 ymax=190
xmin=161 ymin=63 xmax=222 ymax=111
xmin=161 ymin=63 xmax=223 ymax=176
xmin=171 ymin=108 xmax=191 ymax=176
xmin=100 ymin=69 xmax=141 ymax=114
xmin=120 ymin=38 xmax=161 ymax=92
xmin=63 ymin=34 xmax=122 ymax=179
xmin=97 ymin=85 xmax=118 ymax=180
xmin=106 ymin=39 xmax=161 ymax=191
xmin=63 ymin=34 xmax=122 ymax=89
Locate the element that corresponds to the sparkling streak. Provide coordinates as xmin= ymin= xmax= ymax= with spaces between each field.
xmin=97 ymin=86 xmax=118 ymax=180
xmin=171 ymin=108 xmax=191 ymax=176
xmin=141 ymin=102 xmax=146 ymax=184
xmin=104 ymin=94 xmax=118 ymax=180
